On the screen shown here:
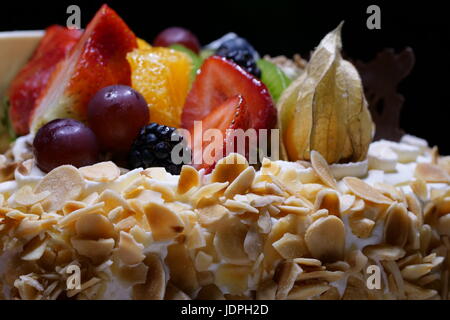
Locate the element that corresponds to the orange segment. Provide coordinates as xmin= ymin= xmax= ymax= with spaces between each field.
xmin=127 ymin=47 xmax=192 ymax=128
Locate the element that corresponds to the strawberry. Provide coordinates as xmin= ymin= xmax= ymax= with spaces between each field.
xmin=30 ymin=4 xmax=137 ymax=132
xmin=181 ymin=55 xmax=276 ymax=132
xmin=189 ymin=95 xmax=249 ymax=172
xmin=8 ymin=26 xmax=82 ymax=135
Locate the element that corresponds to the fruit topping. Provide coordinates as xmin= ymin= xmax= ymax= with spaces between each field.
xmin=189 ymin=95 xmax=249 ymax=173
xmin=182 ymin=55 xmax=275 ymax=132
xmin=216 ymin=36 xmax=261 ymax=78
xmin=8 ymin=26 xmax=82 ymax=135
xmin=128 ymin=123 xmax=189 ymax=175
xmin=153 ymin=27 xmax=201 ymax=54
xmin=169 ymin=44 xmax=203 ymax=82
xmin=30 ymin=4 xmax=137 ymax=133
xmin=87 ymin=85 xmax=149 ymax=154
xmin=256 ymin=59 xmax=292 ymax=102
xmin=126 ymin=46 xmax=192 ymax=128
xmin=278 ymin=23 xmax=374 ymax=163
xmin=33 ymin=119 xmax=99 ymax=173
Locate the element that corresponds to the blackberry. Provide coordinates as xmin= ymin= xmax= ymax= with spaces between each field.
xmin=128 ymin=123 xmax=190 ymax=175
xmin=218 ymin=50 xmax=261 ymax=78
xmin=215 ymin=37 xmax=261 ymax=78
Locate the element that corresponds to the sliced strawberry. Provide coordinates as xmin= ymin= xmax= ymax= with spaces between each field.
xmin=189 ymin=95 xmax=249 ymax=172
xmin=30 ymin=4 xmax=137 ymax=132
xmin=8 ymin=26 xmax=82 ymax=135
xmin=182 ymin=55 xmax=276 ymax=132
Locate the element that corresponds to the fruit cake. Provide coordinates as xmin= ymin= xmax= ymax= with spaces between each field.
xmin=0 ymin=4 xmax=449 ymax=300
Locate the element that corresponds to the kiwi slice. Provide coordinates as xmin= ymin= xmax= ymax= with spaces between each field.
xmin=256 ymin=59 xmax=292 ymax=102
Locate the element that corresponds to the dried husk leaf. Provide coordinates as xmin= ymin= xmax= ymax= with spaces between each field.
xmin=279 ymin=23 xmax=373 ymax=163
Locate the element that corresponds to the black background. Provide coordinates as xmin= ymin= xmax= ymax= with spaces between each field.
xmin=1 ymin=0 xmax=449 ymax=153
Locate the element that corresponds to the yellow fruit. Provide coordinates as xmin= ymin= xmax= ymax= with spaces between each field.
xmin=137 ymin=38 xmax=152 ymax=49
xmin=127 ymin=47 xmax=192 ymax=128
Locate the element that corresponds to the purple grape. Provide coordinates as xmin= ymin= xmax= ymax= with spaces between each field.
xmin=33 ymin=119 xmax=99 ymax=172
xmin=154 ymin=27 xmax=201 ymax=53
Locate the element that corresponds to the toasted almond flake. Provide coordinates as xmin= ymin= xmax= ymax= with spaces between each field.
xmin=191 ymin=182 xmax=229 ymax=207
xmin=297 ymin=270 xmax=344 ymax=282
xmin=410 ymin=179 xmax=428 ymax=202
xmin=293 ymin=258 xmax=322 ymax=267
xmin=211 ymin=153 xmax=249 ymax=183
xmin=214 ymin=215 xmax=250 ymax=265
xmin=194 ymin=251 xmax=213 ymax=272
xmin=14 ymin=185 xmax=50 ymax=207
xmin=177 ymin=166 xmax=200 ymax=194
xmin=343 ymin=177 xmax=393 ymax=205
xmin=438 ymin=214 xmax=450 ymax=237
xmin=21 ymin=236 xmax=48 ymax=261
xmin=363 ymin=244 xmax=406 ymax=261
xmin=82 ymin=192 xmax=99 ymax=205
xmin=62 ymin=201 xmax=86 ymax=215
xmin=404 ymin=281 xmax=438 ymax=300
xmin=310 ymin=209 xmax=329 ymax=221
xmin=339 ymin=194 xmax=356 ymax=213
xmin=142 ymin=179 xmax=176 ymax=202
xmin=277 ymin=205 xmax=311 ymax=216
xmin=58 ymin=202 xmax=104 ymax=227
xmin=79 ymin=161 xmax=120 ymax=182
xmin=215 ymin=264 xmax=251 ymax=295
xmin=349 ymin=216 xmax=375 ymax=238
xmin=310 ymin=150 xmax=338 ymax=189
xmin=261 ymin=158 xmax=281 ymax=176
xmin=71 ymin=238 xmax=115 ymax=264
xmin=186 ymin=223 xmax=206 ymax=249
xmin=197 ymin=204 xmax=228 ymax=227
xmin=223 ymin=199 xmax=259 ymax=214
xmin=144 ymin=202 xmax=184 ymax=241
xmin=417 ymin=273 xmax=440 ymax=287
xmin=244 ymin=224 xmax=263 ymax=260
xmin=75 ymin=213 xmax=115 ymax=240
xmin=314 ymin=189 xmax=340 ymax=216
xmin=164 ymin=283 xmax=191 ymax=300
xmin=257 ymin=209 xmax=272 ymax=234
xmin=305 ymin=215 xmax=345 ymax=262
xmin=287 ymin=283 xmax=330 ymax=300
xmin=132 ymin=253 xmax=166 ymax=300
xmin=29 ymin=203 xmax=45 ymax=215
xmin=272 ymin=233 xmax=307 ymax=259
xmin=165 ymin=243 xmax=199 ymax=295
xmin=117 ymin=231 xmax=145 ymax=265
xmin=275 ymin=260 xmax=302 ymax=300
xmin=224 ymin=166 xmax=255 ymax=199
xmin=6 ymin=210 xmax=39 ymax=220
xmin=35 ymin=165 xmax=85 ymax=212
xmin=401 ymin=263 xmax=433 ymax=281
xmin=251 ymin=195 xmax=284 ymax=208
xmin=384 ymin=203 xmax=410 ymax=247
xmin=415 ymin=163 xmax=449 ymax=183
xmin=15 ymin=218 xmax=57 ymax=239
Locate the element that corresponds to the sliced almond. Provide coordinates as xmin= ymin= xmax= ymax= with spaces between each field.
xmin=194 ymin=251 xmax=213 ymax=272
xmin=223 ymin=166 xmax=255 ymax=199
xmin=410 ymin=179 xmax=428 ymax=202
xmin=164 ymin=283 xmax=191 ymax=300
xmin=117 ymin=231 xmax=145 ymax=265
xmin=305 ymin=215 xmax=345 ymax=262
xmin=58 ymin=202 xmax=104 ymax=228
xmin=215 ymin=264 xmax=251 ymax=295
xmin=438 ymin=214 xmax=450 ymax=237
xmin=117 ymin=263 xmax=149 ymax=286
xmin=79 ymin=161 xmax=120 ymax=182
xmin=363 ymin=244 xmax=406 ymax=261
xmin=314 ymin=189 xmax=340 ymax=216
xmin=177 ymin=166 xmax=200 ymax=194
xmin=14 ymin=185 xmax=50 ymax=207
xmin=287 ymin=283 xmax=330 ymax=300
xmin=214 ymin=215 xmax=250 ymax=265
xmin=132 ymin=253 xmax=165 ymax=300
xmin=197 ymin=204 xmax=228 ymax=228
xmin=211 ymin=153 xmax=248 ymax=183
xmin=35 ymin=165 xmax=85 ymax=211
xmin=415 ymin=163 xmax=449 ymax=183
xmin=401 ymin=263 xmax=433 ymax=281
xmin=343 ymin=177 xmax=393 ymax=205
xmin=165 ymin=243 xmax=199 ymax=295
xmin=21 ymin=236 xmax=48 ymax=261
xmin=384 ymin=203 xmax=410 ymax=247
xmin=310 ymin=150 xmax=337 ymax=189
xmin=71 ymin=237 xmax=115 ymax=264
xmin=75 ymin=213 xmax=115 ymax=240
xmin=275 ymin=260 xmax=302 ymax=300
xmin=143 ymin=202 xmax=184 ymax=241
xmin=272 ymin=233 xmax=308 ymax=259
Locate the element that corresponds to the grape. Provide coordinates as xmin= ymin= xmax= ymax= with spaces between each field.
xmin=87 ymin=85 xmax=149 ymax=154
xmin=33 ymin=119 xmax=99 ymax=173
xmin=154 ymin=27 xmax=201 ymax=53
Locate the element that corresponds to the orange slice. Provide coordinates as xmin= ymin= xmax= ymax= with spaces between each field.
xmin=127 ymin=47 xmax=192 ymax=128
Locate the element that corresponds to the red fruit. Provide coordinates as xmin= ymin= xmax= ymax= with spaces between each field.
xmin=8 ymin=26 xmax=82 ymax=135
xmin=189 ymin=95 xmax=249 ymax=172
xmin=30 ymin=4 xmax=137 ymax=132
xmin=153 ymin=27 xmax=200 ymax=53
xmin=182 ymin=55 xmax=276 ymax=132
